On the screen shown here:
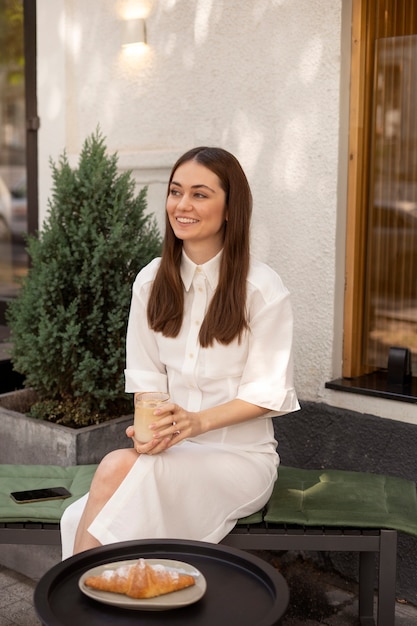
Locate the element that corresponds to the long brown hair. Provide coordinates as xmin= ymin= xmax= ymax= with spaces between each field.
xmin=147 ymin=147 xmax=252 ymax=347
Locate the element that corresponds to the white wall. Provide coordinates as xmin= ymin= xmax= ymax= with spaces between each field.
xmin=37 ymin=0 xmax=417 ymax=424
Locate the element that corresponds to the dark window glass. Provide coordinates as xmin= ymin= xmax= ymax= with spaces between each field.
xmin=0 ymin=0 xmax=28 ymax=304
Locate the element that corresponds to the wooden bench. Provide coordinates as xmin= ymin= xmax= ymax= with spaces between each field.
xmin=1 ymin=464 xmax=417 ymax=626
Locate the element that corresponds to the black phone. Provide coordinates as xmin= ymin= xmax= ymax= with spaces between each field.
xmin=10 ymin=486 xmax=72 ymax=504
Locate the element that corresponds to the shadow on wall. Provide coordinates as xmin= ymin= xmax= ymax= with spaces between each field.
xmin=274 ymin=400 xmax=417 ymax=478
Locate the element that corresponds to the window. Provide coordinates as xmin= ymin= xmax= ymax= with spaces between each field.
xmin=366 ymin=34 xmax=417 ymax=374
xmin=327 ymin=0 xmax=417 ymax=401
xmin=0 ymin=0 xmax=37 ymax=326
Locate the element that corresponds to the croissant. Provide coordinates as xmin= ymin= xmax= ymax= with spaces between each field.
xmin=84 ymin=558 xmax=196 ymax=599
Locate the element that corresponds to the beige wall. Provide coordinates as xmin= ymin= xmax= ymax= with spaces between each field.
xmin=36 ymin=0 xmax=417 ymax=424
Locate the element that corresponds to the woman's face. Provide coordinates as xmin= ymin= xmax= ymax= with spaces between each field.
xmin=166 ymin=160 xmax=227 ymax=263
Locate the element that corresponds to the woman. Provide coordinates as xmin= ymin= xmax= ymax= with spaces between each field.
xmin=61 ymin=146 xmax=299 ymax=559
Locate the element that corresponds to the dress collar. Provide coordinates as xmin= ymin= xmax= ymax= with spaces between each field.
xmin=180 ymin=249 xmax=222 ymax=292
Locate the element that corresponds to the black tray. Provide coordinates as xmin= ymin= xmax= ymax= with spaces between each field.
xmin=34 ymin=538 xmax=289 ymax=626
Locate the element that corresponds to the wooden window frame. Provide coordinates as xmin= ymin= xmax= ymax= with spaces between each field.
xmin=343 ymin=0 xmax=376 ymax=378
xmin=331 ymin=0 xmax=417 ymax=403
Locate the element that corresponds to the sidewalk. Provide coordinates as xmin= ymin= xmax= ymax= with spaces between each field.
xmin=1 ymin=556 xmax=417 ymax=626
xmin=0 ymin=565 xmax=38 ymax=626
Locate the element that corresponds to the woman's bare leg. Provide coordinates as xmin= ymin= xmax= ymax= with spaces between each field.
xmin=73 ymin=448 xmax=139 ymax=554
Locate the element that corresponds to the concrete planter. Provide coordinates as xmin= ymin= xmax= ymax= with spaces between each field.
xmin=0 ymin=389 xmax=133 ymax=466
xmin=0 ymin=389 xmax=134 ymax=578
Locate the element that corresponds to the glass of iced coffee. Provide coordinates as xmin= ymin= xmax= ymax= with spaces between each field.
xmin=134 ymin=392 xmax=170 ymax=442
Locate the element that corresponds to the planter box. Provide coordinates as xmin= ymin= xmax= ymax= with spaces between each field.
xmin=0 ymin=389 xmax=133 ymax=466
xmin=0 ymin=389 xmax=134 ymax=578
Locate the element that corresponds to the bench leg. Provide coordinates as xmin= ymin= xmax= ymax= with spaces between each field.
xmin=376 ymin=530 xmax=397 ymax=626
xmin=359 ymin=551 xmax=376 ymax=625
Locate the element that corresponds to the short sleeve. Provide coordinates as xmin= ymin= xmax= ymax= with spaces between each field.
xmin=124 ymin=259 xmax=168 ymax=394
xmin=236 ymin=266 xmax=299 ymax=416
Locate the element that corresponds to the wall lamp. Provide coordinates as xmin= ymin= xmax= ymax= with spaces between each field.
xmin=122 ymin=18 xmax=147 ymax=47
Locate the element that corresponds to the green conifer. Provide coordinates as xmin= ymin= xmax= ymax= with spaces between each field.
xmin=6 ymin=129 xmax=162 ymax=426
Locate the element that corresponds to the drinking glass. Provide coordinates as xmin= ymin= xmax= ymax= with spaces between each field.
xmin=134 ymin=392 xmax=170 ymax=442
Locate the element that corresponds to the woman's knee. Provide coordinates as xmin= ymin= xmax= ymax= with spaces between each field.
xmin=91 ymin=448 xmax=138 ymax=489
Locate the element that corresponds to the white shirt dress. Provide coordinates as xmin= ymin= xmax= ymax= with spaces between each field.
xmin=60 ymin=251 xmax=299 ymax=559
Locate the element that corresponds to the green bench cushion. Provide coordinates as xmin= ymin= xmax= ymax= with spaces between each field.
xmin=1 ymin=464 xmax=417 ymax=538
xmin=263 ymin=466 xmax=417 ymax=537
xmin=0 ymin=464 xmax=97 ymax=523
xmin=236 ymin=510 xmax=264 ymax=525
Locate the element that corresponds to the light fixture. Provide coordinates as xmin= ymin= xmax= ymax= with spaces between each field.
xmin=121 ymin=18 xmax=146 ymax=47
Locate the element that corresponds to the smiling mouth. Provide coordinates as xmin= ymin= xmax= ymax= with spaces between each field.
xmin=176 ymin=217 xmax=199 ymax=224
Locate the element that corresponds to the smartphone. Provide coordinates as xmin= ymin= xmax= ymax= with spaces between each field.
xmin=10 ymin=486 xmax=72 ymax=504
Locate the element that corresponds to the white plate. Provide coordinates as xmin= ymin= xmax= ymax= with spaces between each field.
xmin=78 ymin=558 xmax=207 ymax=611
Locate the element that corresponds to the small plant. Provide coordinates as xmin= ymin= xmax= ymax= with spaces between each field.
xmin=6 ymin=128 xmax=162 ymax=427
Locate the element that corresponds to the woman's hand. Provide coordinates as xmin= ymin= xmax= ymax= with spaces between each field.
xmin=126 ymin=398 xmax=267 ymax=455
xmin=126 ymin=402 xmax=204 ymax=454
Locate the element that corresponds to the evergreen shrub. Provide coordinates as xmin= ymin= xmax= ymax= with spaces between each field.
xmin=6 ymin=129 xmax=162 ymax=427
